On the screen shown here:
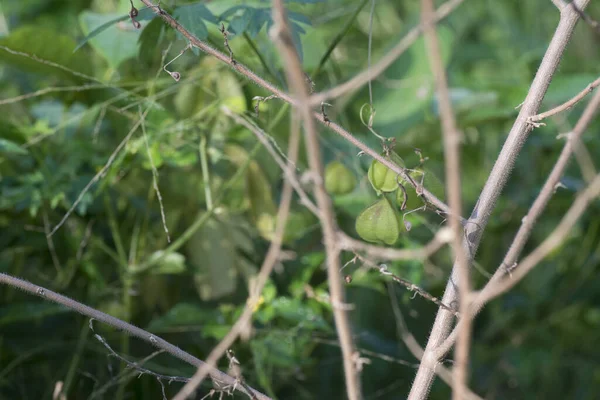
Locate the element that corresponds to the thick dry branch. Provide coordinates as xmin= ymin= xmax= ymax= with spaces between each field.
xmin=433 ymin=88 xmax=600 ymax=361
xmin=408 ymin=1 xmax=591 ymax=398
xmin=0 ymin=273 xmax=270 ymax=400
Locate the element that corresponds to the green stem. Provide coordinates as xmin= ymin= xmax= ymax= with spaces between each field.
xmin=132 ymin=141 xmax=262 ymax=274
xmin=63 ymin=319 xmax=90 ymax=396
xmin=243 ymin=32 xmax=281 ymax=84
xmin=199 ymin=134 xmax=213 ymax=210
xmin=311 ymin=0 xmax=370 ymax=79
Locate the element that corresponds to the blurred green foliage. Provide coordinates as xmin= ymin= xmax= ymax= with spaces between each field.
xmin=1 ymin=0 xmax=600 ymax=399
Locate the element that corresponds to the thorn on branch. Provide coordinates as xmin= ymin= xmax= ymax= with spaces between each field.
xmin=526 ymin=115 xmax=546 ymax=128
xmin=414 ymin=148 xmax=429 ymax=165
xmin=321 ymin=102 xmax=332 ymax=125
xmin=304 ymin=72 xmax=315 ymax=93
xmin=220 ymin=23 xmax=236 ymax=64
xmin=252 ymin=94 xmax=279 ymax=117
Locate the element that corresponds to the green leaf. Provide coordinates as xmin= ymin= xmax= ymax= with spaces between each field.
xmin=229 ymin=8 xmax=254 ymax=35
xmin=74 ymin=7 xmax=155 ymax=53
xmin=374 ymin=26 xmax=454 ymax=125
xmin=147 ymin=303 xmax=215 ymax=330
xmin=0 ymin=26 xmax=93 ymax=79
xmin=188 ymin=217 xmax=238 ymax=301
xmin=148 ymin=251 xmax=186 ymax=275
xmin=0 ymin=303 xmax=69 ymax=326
xmin=173 ymin=3 xmax=217 ymax=50
xmin=78 ymin=11 xmax=143 ymax=69
xmin=0 ymin=139 xmax=27 ymax=155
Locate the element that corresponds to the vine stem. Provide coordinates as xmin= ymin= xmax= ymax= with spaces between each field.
xmin=407 ymin=1 xmax=591 ymax=398
xmin=0 ymin=272 xmax=271 ymax=400
xmin=137 ymin=0 xmax=456 ymax=219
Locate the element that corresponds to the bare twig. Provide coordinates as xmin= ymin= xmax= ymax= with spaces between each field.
xmin=309 ymin=0 xmax=466 ymax=105
xmin=47 ymin=107 xmax=150 ymax=237
xmin=528 ymin=76 xmax=600 ymax=125
xmin=352 ymin=254 xmax=459 ymax=317
xmin=408 ymin=2 xmax=591 ymax=398
xmin=475 ymin=172 xmax=600 ymax=303
xmin=338 ymin=227 xmax=452 ymax=261
xmin=221 ymin=106 xmax=320 ymax=217
xmin=420 ymin=0 xmax=470 ymax=398
xmin=0 ymin=273 xmax=269 ymax=399
xmin=171 ymin=108 xmax=301 ymax=400
xmin=386 ymin=285 xmax=482 ymax=400
xmin=140 ymin=106 xmax=170 ymax=243
xmin=433 ymin=88 xmax=600 ymax=361
xmin=270 ymin=1 xmax=361 ymax=399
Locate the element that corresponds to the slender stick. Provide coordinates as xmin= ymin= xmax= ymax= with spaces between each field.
xmin=171 ymin=111 xmax=302 ymax=400
xmin=338 ymin=227 xmax=451 ymax=261
xmin=309 ymin=0 xmax=466 ymax=105
xmin=528 ymin=76 xmax=600 ymax=124
xmin=476 ymin=173 xmax=600 ymax=302
xmin=408 ymin=1 xmax=591 ymax=398
xmin=420 ymin=0 xmax=470 ymax=398
xmin=270 ymin=1 xmax=362 ymax=399
xmin=0 ymin=272 xmax=270 ymax=400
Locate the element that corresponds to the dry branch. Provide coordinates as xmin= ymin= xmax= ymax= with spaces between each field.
xmin=408 ymin=1 xmax=591 ymax=398
xmin=270 ymin=0 xmax=362 ymax=399
xmin=420 ymin=0 xmax=470 ymax=398
xmin=0 ymin=273 xmax=270 ymax=400
xmin=433 ymin=88 xmax=600 ymax=361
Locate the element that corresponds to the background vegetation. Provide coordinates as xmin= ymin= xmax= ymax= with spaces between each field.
xmin=1 ymin=0 xmax=599 ymax=399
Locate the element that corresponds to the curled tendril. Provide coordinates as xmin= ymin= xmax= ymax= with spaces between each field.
xmin=359 ymin=103 xmax=387 ymax=142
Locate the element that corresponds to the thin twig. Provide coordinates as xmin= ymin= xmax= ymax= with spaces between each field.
xmin=140 ymin=106 xmax=171 ymax=243
xmin=408 ymin=2 xmax=591 ymax=398
xmin=309 ymin=0 xmax=466 ymax=105
xmin=0 ymin=273 xmax=270 ymax=399
xmin=528 ymin=76 xmax=600 ymax=125
xmin=338 ymin=227 xmax=452 ymax=261
xmin=352 ymin=254 xmax=459 ymax=317
xmin=420 ymin=0 xmax=470 ymax=398
xmin=475 ymin=173 xmax=600 ymax=303
xmin=172 ymin=106 xmax=301 ymax=400
xmin=221 ymin=107 xmax=320 ymax=217
xmin=47 ymin=107 xmax=150 ymax=237
xmin=270 ymin=1 xmax=362 ymax=399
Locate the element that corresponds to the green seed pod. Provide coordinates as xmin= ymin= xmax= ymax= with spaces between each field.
xmin=355 ymin=196 xmax=402 ymax=245
xmin=367 ymin=152 xmax=406 ymax=193
xmin=325 ymin=161 xmax=357 ymax=195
